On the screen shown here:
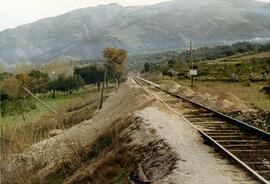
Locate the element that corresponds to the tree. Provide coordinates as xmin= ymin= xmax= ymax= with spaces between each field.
xmin=14 ymin=71 xmax=50 ymax=95
xmin=29 ymin=70 xmax=49 ymax=80
xmin=28 ymin=70 xmax=50 ymax=94
xmin=99 ymin=48 xmax=127 ymax=109
xmin=47 ymin=74 xmax=84 ymax=98
xmin=144 ymin=63 xmax=151 ymax=73
xmin=47 ymin=80 xmax=58 ymax=98
xmin=74 ymin=65 xmax=103 ymax=90
xmin=103 ymin=48 xmax=127 ymax=86
xmin=0 ymin=78 xmax=35 ymax=119
xmin=60 ymin=75 xmax=84 ymax=94
xmin=15 ymin=73 xmax=31 ymax=88
xmin=168 ymin=59 xmax=177 ymax=67
xmin=0 ymin=72 xmax=12 ymax=81
xmin=3 ymin=77 xmax=26 ymax=98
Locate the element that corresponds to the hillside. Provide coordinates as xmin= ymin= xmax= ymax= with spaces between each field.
xmin=2 ymin=79 xmax=257 ymax=183
xmin=0 ymin=0 xmax=270 ymax=65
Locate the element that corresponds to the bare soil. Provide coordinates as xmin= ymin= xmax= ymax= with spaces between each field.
xmin=158 ymin=80 xmax=270 ymax=132
xmin=158 ymin=80 xmax=255 ymax=113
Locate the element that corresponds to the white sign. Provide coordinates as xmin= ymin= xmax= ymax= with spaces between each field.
xmin=190 ymin=69 xmax=197 ymax=76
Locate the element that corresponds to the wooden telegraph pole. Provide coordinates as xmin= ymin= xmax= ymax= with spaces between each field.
xmin=190 ymin=40 xmax=194 ymax=89
xmin=99 ymin=63 xmax=107 ymax=109
xmin=23 ymin=86 xmax=58 ymax=115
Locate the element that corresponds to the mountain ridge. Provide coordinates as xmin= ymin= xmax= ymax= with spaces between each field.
xmin=0 ymin=0 xmax=270 ymax=66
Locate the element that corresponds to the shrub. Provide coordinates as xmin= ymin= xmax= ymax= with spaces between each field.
xmin=263 ymin=85 xmax=270 ymax=95
xmin=229 ymin=73 xmax=240 ymax=82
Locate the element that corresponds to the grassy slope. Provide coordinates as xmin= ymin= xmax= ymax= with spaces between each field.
xmin=200 ymin=51 xmax=270 ymax=65
xmin=176 ymin=79 xmax=269 ymax=110
xmin=194 ymin=52 xmax=270 ymax=110
xmin=1 ymin=85 xmax=113 ymax=158
xmin=1 ymin=86 xmax=101 ymax=129
xmin=146 ymin=51 xmax=270 ymax=110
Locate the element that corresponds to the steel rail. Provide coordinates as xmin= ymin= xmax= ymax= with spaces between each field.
xmin=133 ymin=76 xmax=270 ymax=184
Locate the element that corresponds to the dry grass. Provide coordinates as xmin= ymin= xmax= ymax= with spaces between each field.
xmin=0 ymin=88 xmax=112 ymax=162
xmin=0 ymin=88 xmax=113 ymax=184
xmin=62 ymin=116 xmax=143 ymax=184
xmin=200 ymin=51 xmax=270 ymax=65
xmin=175 ymin=79 xmax=270 ymax=110
xmin=197 ymin=81 xmax=269 ymax=110
xmin=35 ymin=116 xmax=143 ymax=184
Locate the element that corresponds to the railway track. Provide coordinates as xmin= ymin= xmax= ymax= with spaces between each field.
xmin=133 ymin=76 xmax=270 ymax=184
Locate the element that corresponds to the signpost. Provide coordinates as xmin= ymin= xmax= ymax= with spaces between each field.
xmin=190 ymin=69 xmax=197 ymax=76
xmin=189 ymin=40 xmax=195 ymax=89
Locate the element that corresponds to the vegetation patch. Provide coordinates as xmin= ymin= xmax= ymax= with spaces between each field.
xmin=229 ymin=111 xmax=270 ymax=132
xmin=46 ymin=115 xmax=178 ymax=184
xmin=0 ymin=89 xmax=109 ymax=161
xmin=262 ymin=85 xmax=270 ymax=96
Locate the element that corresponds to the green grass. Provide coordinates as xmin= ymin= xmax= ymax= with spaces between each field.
xmin=0 ymin=86 xmax=101 ymax=129
xmin=200 ymin=51 xmax=270 ymax=65
xmin=149 ymin=51 xmax=270 ymax=111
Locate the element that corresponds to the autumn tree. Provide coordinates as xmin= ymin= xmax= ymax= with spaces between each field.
xmin=103 ymin=48 xmax=127 ymax=86
xmin=0 ymin=72 xmax=12 ymax=81
xmin=28 ymin=70 xmax=50 ymax=94
xmin=0 ymin=77 xmax=35 ymax=119
xmin=14 ymin=71 xmax=50 ymax=95
xmin=98 ymin=48 xmax=127 ymax=109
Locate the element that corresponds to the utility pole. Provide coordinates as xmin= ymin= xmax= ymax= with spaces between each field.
xmin=23 ymin=86 xmax=58 ymax=115
xmin=99 ymin=63 xmax=107 ymax=109
xmin=70 ymin=60 xmax=73 ymax=76
xmin=190 ymin=40 xmax=194 ymax=89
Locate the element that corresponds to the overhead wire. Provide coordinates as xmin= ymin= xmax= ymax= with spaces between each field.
xmin=29 ymin=1 xmax=63 ymax=65
xmin=72 ymin=0 xmax=93 ymax=39
xmin=72 ymin=0 xmax=101 ymax=57
xmin=60 ymin=0 xmax=85 ymax=35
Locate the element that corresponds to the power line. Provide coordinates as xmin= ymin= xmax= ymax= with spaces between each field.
xmin=72 ymin=0 xmax=101 ymax=57
xmin=72 ymin=0 xmax=93 ymax=39
xmin=60 ymin=0 xmax=84 ymax=36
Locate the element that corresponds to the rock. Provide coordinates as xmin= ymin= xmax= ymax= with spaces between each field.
xmin=49 ymin=129 xmax=64 ymax=137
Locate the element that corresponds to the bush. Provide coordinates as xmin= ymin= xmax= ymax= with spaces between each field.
xmin=263 ymin=85 xmax=270 ymax=95
xmin=229 ymin=73 xmax=240 ymax=82
xmin=47 ymin=75 xmax=85 ymax=98
xmin=1 ymin=98 xmax=36 ymax=117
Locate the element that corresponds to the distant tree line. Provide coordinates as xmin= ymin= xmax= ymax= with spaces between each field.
xmin=0 ymin=47 xmax=128 ymax=117
xmin=142 ymin=42 xmax=270 ymax=85
xmin=74 ymin=65 xmax=104 ymax=90
xmin=137 ymin=42 xmax=270 ymax=72
xmin=0 ymin=70 xmax=85 ymax=117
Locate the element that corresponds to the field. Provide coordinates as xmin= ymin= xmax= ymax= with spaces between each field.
xmin=0 ymin=85 xmax=113 ymax=158
xmin=1 ymin=86 xmax=101 ymax=128
xmin=175 ymin=79 xmax=270 ymax=110
xmin=143 ymin=51 xmax=270 ymax=111
xmin=200 ymin=51 xmax=270 ymax=65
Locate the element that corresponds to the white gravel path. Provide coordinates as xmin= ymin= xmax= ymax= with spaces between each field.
xmin=135 ymin=106 xmax=257 ymax=184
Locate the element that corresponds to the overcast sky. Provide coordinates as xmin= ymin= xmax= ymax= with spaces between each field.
xmin=0 ymin=0 xmax=269 ymax=31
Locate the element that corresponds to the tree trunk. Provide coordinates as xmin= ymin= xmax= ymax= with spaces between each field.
xmin=113 ymin=74 xmax=118 ymax=93
xmin=50 ymin=90 xmax=56 ymax=98
xmin=20 ymin=112 xmax=26 ymax=121
xmin=117 ymin=77 xmax=120 ymax=86
xmin=106 ymin=78 xmax=108 ymax=88
xmin=99 ymin=64 xmax=107 ymax=109
xmin=97 ymin=82 xmax=101 ymax=91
